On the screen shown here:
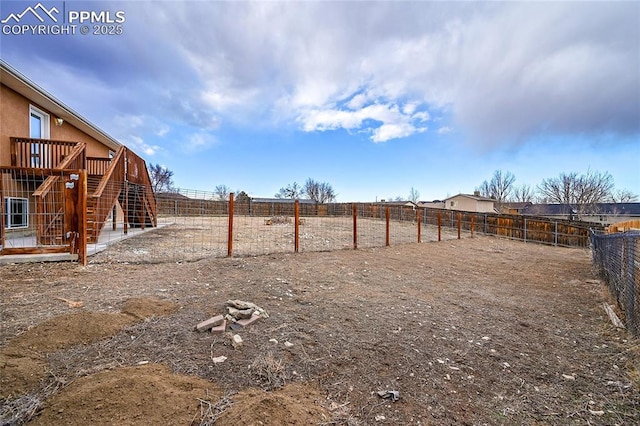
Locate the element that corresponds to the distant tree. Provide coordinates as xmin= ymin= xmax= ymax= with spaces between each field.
xmin=478 ymin=170 xmax=516 ymax=203
xmin=214 ymin=184 xmax=231 ymax=201
xmin=538 ymin=170 xmax=614 ymax=206
xmin=408 ymin=187 xmax=420 ymax=203
xmin=511 ymin=184 xmax=534 ymax=203
xmin=303 ymin=178 xmax=337 ymax=203
xmin=148 ymin=163 xmax=175 ymax=193
xmin=275 ymin=182 xmax=302 ymax=199
xmin=610 ymin=189 xmax=638 ymax=203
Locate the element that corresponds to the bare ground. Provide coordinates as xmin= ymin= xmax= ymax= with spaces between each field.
xmin=1 ymin=235 xmax=638 ymax=425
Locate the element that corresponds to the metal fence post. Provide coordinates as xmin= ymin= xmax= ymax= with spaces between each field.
xmin=524 ymin=218 xmax=527 ymax=243
xmin=385 ymin=206 xmax=390 ymax=246
xmin=417 ymin=209 xmax=421 ymax=243
xmin=294 ymin=199 xmax=300 ymax=253
xmin=353 ymin=203 xmax=358 ymax=250
xmin=627 ymin=236 xmax=636 ymax=335
xmin=437 ymin=212 xmax=442 ymax=242
xmin=554 ymin=221 xmax=558 ymax=247
xmin=227 ymin=192 xmax=234 ymax=257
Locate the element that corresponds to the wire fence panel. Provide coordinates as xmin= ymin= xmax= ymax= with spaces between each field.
xmin=591 ymin=231 xmax=640 ymax=337
xmin=3 ymin=183 xmax=597 ymax=264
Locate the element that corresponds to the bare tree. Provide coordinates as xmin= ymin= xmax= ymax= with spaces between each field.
xmin=538 ymin=170 xmax=614 ymax=206
xmin=478 ymin=170 xmax=516 ymax=203
xmin=275 ymin=182 xmax=302 ymax=199
xmin=408 ymin=187 xmax=420 ymax=203
xmin=511 ymin=184 xmax=534 ymax=203
xmin=214 ymin=184 xmax=231 ymax=201
xmin=610 ymin=189 xmax=638 ymax=203
xmin=148 ymin=163 xmax=174 ymax=193
xmin=303 ymin=178 xmax=336 ymax=203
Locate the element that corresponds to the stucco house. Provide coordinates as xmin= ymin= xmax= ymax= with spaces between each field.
xmin=1 ymin=60 xmax=156 ymax=262
xmin=441 ymin=193 xmax=498 ymax=213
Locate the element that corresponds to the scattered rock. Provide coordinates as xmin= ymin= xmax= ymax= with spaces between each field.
xmin=211 ymin=356 xmax=227 ymax=363
xmin=284 ymin=341 xmax=294 ymax=348
xmin=227 ymin=307 xmax=254 ymax=320
xmin=376 ymin=390 xmax=400 ymax=402
xmin=232 ymin=334 xmax=243 ymax=348
xmin=269 ymin=338 xmax=278 ymax=344
xmin=562 ymin=374 xmax=576 ymax=380
xmin=211 ymin=320 xmax=227 ymax=334
xmin=195 ymin=315 xmax=225 ymax=332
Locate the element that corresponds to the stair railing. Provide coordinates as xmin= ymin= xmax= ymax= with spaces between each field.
xmin=89 ymin=146 xmax=126 ymax=240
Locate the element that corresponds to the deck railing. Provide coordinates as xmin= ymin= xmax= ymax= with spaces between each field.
xmin=10 ymin=137 xmax=79 ymax=169
xmin=87 ymin=157 xmax=112 ymax=175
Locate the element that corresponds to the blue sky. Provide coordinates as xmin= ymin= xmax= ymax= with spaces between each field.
xmin=1 ymin=0 xmax=639 ymax=202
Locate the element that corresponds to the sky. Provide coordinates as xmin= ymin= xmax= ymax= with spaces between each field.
xmin=1 ymin=0 xmax=639 ymax=202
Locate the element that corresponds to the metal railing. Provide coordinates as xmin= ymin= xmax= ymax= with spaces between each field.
xmin=591 ymin=230 xmax=640 ymax=337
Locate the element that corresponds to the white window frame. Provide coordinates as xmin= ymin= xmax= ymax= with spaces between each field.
xmin=29 ymin=105 xmax=51 ymax=168
xmin=4 ymin=197 xmax=29 ymax=229
xmin=29 ymin=105 xmax=50 ymax=139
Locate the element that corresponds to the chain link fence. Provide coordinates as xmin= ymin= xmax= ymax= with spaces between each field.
xmin=590 ymin=230 xmax=640 ymax=337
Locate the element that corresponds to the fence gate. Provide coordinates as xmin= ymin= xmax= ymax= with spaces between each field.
xmin=0 ymin=167 xmax=87 ymax=264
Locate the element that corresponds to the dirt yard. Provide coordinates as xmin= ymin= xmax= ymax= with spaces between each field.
xmin=1 ymin=235 xmax=638 ymax=425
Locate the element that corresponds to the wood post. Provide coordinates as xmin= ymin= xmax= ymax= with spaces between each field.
xmin=352 ymin=203 xmax=358 ymax=250
xmin=294 ymin=199 xmax=300 ymax=253
xmin=471 ymin=215 xmax=475 ymax=238
xmin=437 ymin=212 xmax=442 ymax=242
xmin=417 ymin=209 xmax=421 ymax=243
xmin=123 ymin=182 xmax=129 ymax=235
xmin=457 ymin=212 xmax=462 ymax=239
xmin=64 ymin=170 xmax=87 ymax=265
xmin=385 ymin=206 xmax=390 ymax=247
xmin=0 ymin=172 xmax=4 ymax=247
xmin=227 ymin=192 xmax=234 ymax=257
xmin=77 ymin=170 xmax=87 ymax=266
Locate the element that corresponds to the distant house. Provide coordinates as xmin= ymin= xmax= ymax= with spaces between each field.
xmin=441 ymin=193 xmax=497 ymax=213
xmin=417 ymin=200 xmax=445 ymax=209
xmin=522 ymin=203 xmax=640 ymax=225
xmin=501 ymin=202 xmax=533 ymax=215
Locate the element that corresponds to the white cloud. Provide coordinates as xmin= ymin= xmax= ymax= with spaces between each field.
xmin=124 ymin=135 xmax=159 ymax=157
xmin=299 ymin=101 xmax=430 ymax=143
xmin=14 ymin=1 xmax=638 ymax=147
xmin=437 ymin=126 xmax=452 ymax=135
xmin=184 ymin=132 xmax=216 ymax=153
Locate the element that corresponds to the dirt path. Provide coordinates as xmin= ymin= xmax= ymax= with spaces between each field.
xmin=1 ymin=235 xmax=638 ymax=425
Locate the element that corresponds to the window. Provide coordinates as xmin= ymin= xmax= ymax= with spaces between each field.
xmin=450 ymin=201 xmax=456 ymax=207
xmin=4 ymin=197 xmax=29 ymax=229
xmin=29 ymin=106 xmax=50 ymax=139
xmin=29 ymin=105 xmax=50 ymax=167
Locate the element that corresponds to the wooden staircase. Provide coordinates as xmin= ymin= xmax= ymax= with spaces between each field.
xmin=119 ymin=183 xmax=156 ymax=229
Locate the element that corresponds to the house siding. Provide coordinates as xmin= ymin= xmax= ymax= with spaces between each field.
xmin=1 ymin=84 xmax=112 ymax=166
xmin=444 ymin=195 xmax=495 ymax=213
